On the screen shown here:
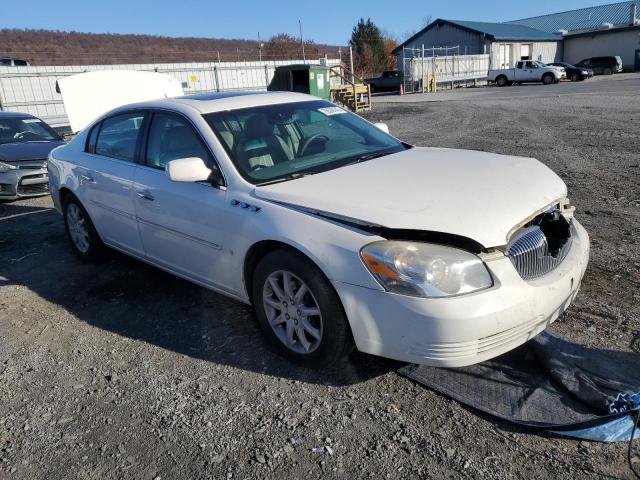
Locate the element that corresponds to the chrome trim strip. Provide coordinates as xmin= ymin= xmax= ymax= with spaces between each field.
xmin=90 ymin=200 xmax=135 ymax=219
xmin=136 ymin=216 xmax=223 ymax=250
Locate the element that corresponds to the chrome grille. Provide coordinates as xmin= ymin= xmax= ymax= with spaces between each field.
xmin=16 ymin=159 xmax=47 ymax=170
xmin=506 ymin=225 xmax=572 ymax=280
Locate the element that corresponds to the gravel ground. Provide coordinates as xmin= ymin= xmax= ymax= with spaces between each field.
xmin=1 ymin=76 xmax=639 ymax=479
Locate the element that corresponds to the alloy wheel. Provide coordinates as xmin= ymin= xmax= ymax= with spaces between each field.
xmin=262 ymin=270 xmax=323 ymax=354
xmin=66 ymin=203 xmax=90 ymax=253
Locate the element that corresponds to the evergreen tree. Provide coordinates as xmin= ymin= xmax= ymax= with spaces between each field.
xmin=349 ymin=18 xmax=391 ymax=75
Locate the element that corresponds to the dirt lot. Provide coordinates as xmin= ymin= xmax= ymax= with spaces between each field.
xmin=1 ymin=76 xmax=639 ymax=479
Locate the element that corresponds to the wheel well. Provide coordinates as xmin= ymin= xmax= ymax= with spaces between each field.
xmin=59 ymin=187 xmax=73 ymax=205
xmin=243 ymin=240 xmax=304 ymax=303
xmin=242 ymin=239 xmax=356 ymax=344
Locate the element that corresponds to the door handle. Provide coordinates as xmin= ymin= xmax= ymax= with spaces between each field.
xmin=136 ymin=191 xmax=155 ymax=201
xmin=80 ymin=174 xmax=95 ymax=184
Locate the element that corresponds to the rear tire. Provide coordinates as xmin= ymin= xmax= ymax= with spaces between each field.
xmin=252 ymin=249 xmax=353 ymax=369
xmin=496 ymin=75 xmax=508 ymax=87
xmin=63 ymin=194 xmax=105 ymax=262
xmin=542 ymin=73 xmax=555 ymax=85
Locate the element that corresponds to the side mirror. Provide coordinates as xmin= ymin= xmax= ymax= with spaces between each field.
xmin=374 ymin=122 xmax=390 ymax=134
xmin=166 ymin=157 xmax=212 ymax=183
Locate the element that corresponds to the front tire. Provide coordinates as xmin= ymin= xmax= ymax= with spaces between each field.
xmin=252 ymin=249 xmax=353 ymax=368
xmin=542 ymin=73 xmax=555 ymax=85
xmin=570 ymin=73 xmax=579 ymax=82
xmin=603 ymin=67 xmax=613 ymax=75
xmin=63 ymin=195 xmax=105 ymax=261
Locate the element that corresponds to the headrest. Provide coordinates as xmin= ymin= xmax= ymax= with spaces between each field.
xmin=244 ymin=114 xmax=273 ymax=139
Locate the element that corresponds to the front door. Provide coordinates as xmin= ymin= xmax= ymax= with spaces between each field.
xmin=82 ymin=111 xmax=146 ymax=256
xmin=498 ymin=44 xmax=512 ymax=69
xmin=517 ymin=61 xmax=538 ymax=81
xmin=133 ymin=111 xmax=233 ymax=292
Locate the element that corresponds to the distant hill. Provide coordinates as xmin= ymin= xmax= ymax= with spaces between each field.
xmin=0 ymin=29 xmax=344 ymax=66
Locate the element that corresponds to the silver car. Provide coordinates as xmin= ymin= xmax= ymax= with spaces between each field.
xmin=0 ymin=112 xmax=65 ymax=200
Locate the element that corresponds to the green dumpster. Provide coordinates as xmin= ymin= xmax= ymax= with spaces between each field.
xmin=268 ymin=64 xmax=331 ymax=100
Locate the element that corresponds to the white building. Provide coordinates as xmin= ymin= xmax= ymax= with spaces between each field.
xmin=394 ymin=1 xmax=640 ymax=72
xmin=393 ymin=19 xmax=562 ymax=72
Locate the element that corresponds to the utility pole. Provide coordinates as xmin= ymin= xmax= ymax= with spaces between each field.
xmin=299 ymin=19 xmax=306 ymax=62
xmin=257 ymin=32 xmax=263 ymax=62
xmin=349 ymin=45 xmax=354 ymax=81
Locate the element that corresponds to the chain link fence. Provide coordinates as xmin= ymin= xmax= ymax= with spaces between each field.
xmin=0 ymin=58 xmax=341 ymax=128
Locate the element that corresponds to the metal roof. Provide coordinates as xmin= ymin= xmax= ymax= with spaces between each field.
xmin=507 ymin=1 xmax=638 ymax=33
xmin=392 ymin=18 xmax=560 ymax=53
xmin=442 ymin=19 xmax=561 ymax=40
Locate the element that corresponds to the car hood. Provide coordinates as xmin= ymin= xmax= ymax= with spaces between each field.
xmin=253 ymin=147 xmax=567 ymax=248
xmin=0 ymin=141 xmax=66 ymax=162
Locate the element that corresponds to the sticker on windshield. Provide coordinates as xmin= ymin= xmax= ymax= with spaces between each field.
xmin=21 ymin=119 xmax=41 ymax=124
xmin=318 ymin=106 xmax=346 ymax=116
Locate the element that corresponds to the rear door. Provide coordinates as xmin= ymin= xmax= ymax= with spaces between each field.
xmin=82 ymin=111 xmax=147 ymax=255
xmin=132 ymin=110 xmax=235 ymax=292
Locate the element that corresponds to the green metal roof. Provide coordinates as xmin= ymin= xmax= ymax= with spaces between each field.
xmin=507 ymin=1 xmax=637 ymax=33
xmin=443 ymin=19 xmax=561 ymax=41
xmin=393 ymin=18 xmax=560 ymax=54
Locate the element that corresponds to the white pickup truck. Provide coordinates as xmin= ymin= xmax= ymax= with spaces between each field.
xmin=488 ymin=60 xmax=564 ymax=87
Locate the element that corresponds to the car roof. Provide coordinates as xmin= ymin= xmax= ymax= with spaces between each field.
xmin=122 ymin=91 xmax=320 ymax=115
xmin=0 ymin=111 xmax=36 ymax=119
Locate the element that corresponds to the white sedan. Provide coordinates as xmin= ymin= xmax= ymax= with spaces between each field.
xmin=48 ymin=91 xmax=589 ymax=368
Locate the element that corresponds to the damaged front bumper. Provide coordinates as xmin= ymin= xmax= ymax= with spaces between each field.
xmin=334 ymin=219 xmax=590 ymax=367
xmin=0 ymin=167 xmax=49 ymax=200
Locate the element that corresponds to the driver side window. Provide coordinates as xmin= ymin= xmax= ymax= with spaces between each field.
xmin=145 ymin=112 xmax=211 ymax=169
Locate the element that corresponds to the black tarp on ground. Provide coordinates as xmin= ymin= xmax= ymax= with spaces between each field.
xmin=398 ymin=331 xmax=640 ymax=432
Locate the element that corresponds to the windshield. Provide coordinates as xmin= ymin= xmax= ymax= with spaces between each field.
xmin=0 ymin=117 xmax=61 ymax=145
xmin=203 ymin=100 xmax=406 ymax=185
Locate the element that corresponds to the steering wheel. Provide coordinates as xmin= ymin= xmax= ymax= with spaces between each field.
xmin=298 ymin=134 xmax=329 ymax=157
xmin=14 ymin=131 xmax=41 ymax=141
xmin=249 ymin=163 xmax=268 ymax=172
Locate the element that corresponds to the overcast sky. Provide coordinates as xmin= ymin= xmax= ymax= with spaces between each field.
xmin=0 ymin=0 xmax=622 ymax=44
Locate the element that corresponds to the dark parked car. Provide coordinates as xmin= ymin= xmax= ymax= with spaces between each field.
xmin=574 ymin=56 xmax=623 ymax=75
xmin=548 ymin=62 xmax=593 ymax=82
xmin=0 ymin=57 xmax=31 ymax=67
xmin=0 ymin=112 xmax=65 ymax=200
xmin=365 ymin=70 xmax=402 ymax=92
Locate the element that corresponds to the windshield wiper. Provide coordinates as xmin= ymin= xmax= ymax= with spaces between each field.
xmin=343 ymin=150 xmax=393 ymax=167
xmin=256 ymin=172 xmax=313 ymax=186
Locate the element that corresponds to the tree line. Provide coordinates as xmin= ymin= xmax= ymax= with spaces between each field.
xmin=1 ymin=18 xmax=404 ymax=76
xmin=0 ymin=29 xmax=342 ymax=65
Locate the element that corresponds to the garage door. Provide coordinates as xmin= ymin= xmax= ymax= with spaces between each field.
xmin=520 ymin=44 xmax=532 ymax=60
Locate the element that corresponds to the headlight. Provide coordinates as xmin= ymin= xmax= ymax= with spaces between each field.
xmin=582 ymin=70 xmax=589 ymax=75
xmin=0 ymin=161 xmax=17 ymax=173
xmin=360 ymin=241 xmax=493 ymax=298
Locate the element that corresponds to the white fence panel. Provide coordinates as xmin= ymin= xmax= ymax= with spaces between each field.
xmin=0 ymin=58 xmax=341 ymax=127
xmin=403 ymin=53 xmax=490 ymax=93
